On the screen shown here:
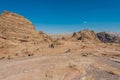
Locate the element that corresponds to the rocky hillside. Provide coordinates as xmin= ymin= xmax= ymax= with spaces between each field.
xmin=70 ymin=30 xmax=120 ymax=43
xmin=97 ymin=32 xmax=120 ymax=43
xmin=0 ymin=11 xmax=52 ymax=58
xmin=71 ymin=30 xmax=100 ymax=42
xmin=0 ymin=10 xmax=52 ymax=42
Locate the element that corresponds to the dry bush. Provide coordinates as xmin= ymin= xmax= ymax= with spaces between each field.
xmin=49 ymin=41 xmax=64 ymax=48
xmin=68 ymin=63 xmax=77 ymax=70
xmin=0 ymin=56 xmax=5 ymax=60
xmin=81 ymin=52 xmax=92 ymax=56
xmin=7 ymin=55 xmax=13 ymax=60
xmin=49 ymin=43 xmax=55 ymax=48
xmin=20 ymin=39 xmax=29 ymax=43
xmin=65 ymin=49 xmax=71 ymax=53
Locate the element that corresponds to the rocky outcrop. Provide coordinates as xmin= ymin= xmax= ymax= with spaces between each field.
xmin=0 ymin=10 xmax=53 ymax=57
xmin=97 ymin=32 xmax=120 ymax=43
xmin=72 ymin=30 xmax=100 ymax=42
xmin=71 ymin=30 xmax=120 ymax=43
xmin=0 ymin=10 xmax=52 ymax=43
xmin=0 ymin=11 xmax=36 ymax=41
xmin=39 ymin=31 xmax=53 ymax=42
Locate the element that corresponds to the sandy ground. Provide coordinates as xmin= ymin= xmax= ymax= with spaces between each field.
xmin=0 ymin=51 xmax=120 ymax=80
xmin=0 ymin=41 xmax=120 ymax=80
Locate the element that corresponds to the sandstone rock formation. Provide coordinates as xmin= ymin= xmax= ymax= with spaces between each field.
xmin=0 ymin=10 xmax=54 ymax=42
xmin=0 ymin=10 xmax=53 ymax=43
xmin=72 ymin=30 xmax=100 ymax=42
xmin=0 ymin=10 xmax=52 ymax=57
xmin=0 ymin=11 xmax=34 ymax=41
xmin=71 ymin=30 xmax=120 ymax=43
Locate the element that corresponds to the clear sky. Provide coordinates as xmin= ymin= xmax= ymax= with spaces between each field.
xmin=0 ymin=0 xmax=120 ymax=34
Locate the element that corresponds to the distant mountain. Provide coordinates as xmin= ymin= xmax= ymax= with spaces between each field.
xmin=97 ymin=32 xmax=120 ymax=43
xmin=72 ymin=30 xmax=100 ymax=43
xmin=0 ymin=10 xmax=120 ymax=58
xmin=106 ymin=32 xmax=120 ymax=37
xmin=71 ymin=30 xmax=120 ymax=43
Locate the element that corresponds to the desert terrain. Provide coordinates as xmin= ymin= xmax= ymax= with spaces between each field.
xmin=0 ymin=11 xmax=120 ymax=80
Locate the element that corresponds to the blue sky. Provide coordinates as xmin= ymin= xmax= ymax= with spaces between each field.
xmin=0 ymin=0 xmax=120 ymax=34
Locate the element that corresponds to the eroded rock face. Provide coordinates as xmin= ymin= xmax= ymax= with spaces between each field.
xmin=79 ymin=30 xmax=100 ymax=42
xmin=0 ymin=10 xmax=53 ymax=42
xmin=71 ymin=30 xmax=120 ymax=43
xmin=97 ymin=32 xmax=120 ymax=43
xmin=72 ymin=30 xmax=100 ymax=42
xmin=0 ymin=11 xmax=52 ymax=57
xmin=0 ymin=11 xmax=37 ymax=41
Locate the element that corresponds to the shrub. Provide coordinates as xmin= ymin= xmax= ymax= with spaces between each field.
xmin=7 ymin=55 xmax=13 ymax=60
xmin=0 ymin=57 xmax=5 ymax=60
